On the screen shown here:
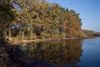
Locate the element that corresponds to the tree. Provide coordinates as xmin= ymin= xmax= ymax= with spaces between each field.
xmin=2 ymin=0 xmax=85 ymax=41
xmin=0 ymin=0 xmax=16 ymax=40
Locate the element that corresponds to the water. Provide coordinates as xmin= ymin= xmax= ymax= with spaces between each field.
xmin=79 ymin=37 xmax=100 ymax=67
xmin=0 ymin=37 xmax=100 ymax=67
xmin=19 ymin=37 xmax=100 ymax=67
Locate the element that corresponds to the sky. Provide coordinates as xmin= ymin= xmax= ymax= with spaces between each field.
xmin=47 ymin=0 xmax=100 ymax=32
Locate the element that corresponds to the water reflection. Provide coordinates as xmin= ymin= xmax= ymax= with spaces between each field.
xmin=20 ymin=39 xmax=82 ymax=65
xmin=1 ymin=38 xmax=100 ymax=67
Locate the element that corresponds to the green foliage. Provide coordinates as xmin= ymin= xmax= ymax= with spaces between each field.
xmin=83 ymin=30 xmax=95 ymax=37
xmin=0 ymin=0 xmax=85 ymax=40
xmin=0 ymin=0 xmax=17 ymax=39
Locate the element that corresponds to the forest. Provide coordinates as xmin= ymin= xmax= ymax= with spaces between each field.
xmin=1 ymin=0 xmax=100 ymax=67
xmin=0 ymin=0 xmax=99 ymax=43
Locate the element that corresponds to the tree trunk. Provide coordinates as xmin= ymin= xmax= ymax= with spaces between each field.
xmin=3 ymin=30 xmax=7 ymax=39
xmin=30 ymin=30 xmax=33 ymax=40
xmin=22 ymin=31 xmax=24 ymax=40
xmin=9 ymin=28 xmax=11 ymax=38
xmin=0 ymin=31 xmax=4 ymax=40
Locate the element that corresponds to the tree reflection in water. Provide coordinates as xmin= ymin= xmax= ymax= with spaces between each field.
xmin=20 ymin=39 xmax=82 ymax=65
xmin=0 ymin=39 xmax=82 ymax=67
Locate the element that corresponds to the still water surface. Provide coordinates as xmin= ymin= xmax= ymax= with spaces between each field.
xmin=17 ymin=37 xmax=100 ymax=67
xmin=79 ymin=37 xmax=100 ymax=67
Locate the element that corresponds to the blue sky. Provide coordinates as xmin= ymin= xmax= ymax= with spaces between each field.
xmin=47 ymin=0 xmax=100 ymax=32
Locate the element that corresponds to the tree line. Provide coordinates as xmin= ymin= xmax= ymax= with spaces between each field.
xmin=0 ymin=0 xmax=90 ymax=41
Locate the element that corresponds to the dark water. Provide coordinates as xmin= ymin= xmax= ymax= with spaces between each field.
xmin=0 ymin=37 xmax=100 ymax=67
xmin=18 ymin=37 xmax=100 ymax=67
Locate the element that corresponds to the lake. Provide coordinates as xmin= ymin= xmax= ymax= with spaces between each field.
xmin=0 ymin=37 xmax=100 ymax=67
xmin=18 ymin=37 xmax=100 ymax=67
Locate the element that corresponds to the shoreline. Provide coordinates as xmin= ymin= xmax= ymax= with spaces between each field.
xmin=7 ymin=38 xmax=78 ymax=45
xmin=6 ymin=36 xmax=100 ymax=45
